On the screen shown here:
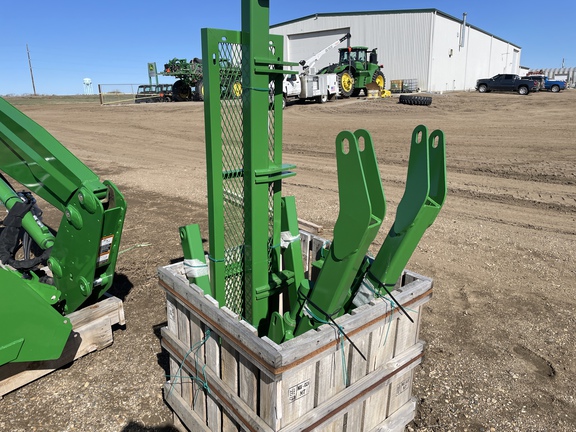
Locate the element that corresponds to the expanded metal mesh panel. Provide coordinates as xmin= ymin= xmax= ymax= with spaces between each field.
xmin=266 ymin=57 xmax=277 ymax=274
xmin=219 ymin=41 xmax=246 ymax=317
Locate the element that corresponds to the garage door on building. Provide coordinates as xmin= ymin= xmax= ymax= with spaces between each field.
xmin=284 ymin=27 xmax=351 ymax=73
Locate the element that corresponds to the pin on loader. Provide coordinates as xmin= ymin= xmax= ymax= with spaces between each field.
xmin=180 ymin=0 xmax=447 ymax=346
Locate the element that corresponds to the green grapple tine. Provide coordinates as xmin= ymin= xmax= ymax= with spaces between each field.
xmin=331 ymin=131 xmax=373 ymax=261
xmin=394 ymin=125 xmax=431 ymax=233
xmin=367 ymin=125 xmax=447 ymax=290
xmin=355 ymin=129 xmax=386 ymax=224
xmin=293 ymin=130 xmax=385 ymax=337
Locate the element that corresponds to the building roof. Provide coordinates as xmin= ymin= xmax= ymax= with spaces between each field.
xmin=271 ymin=9 xmax=520 ymax=48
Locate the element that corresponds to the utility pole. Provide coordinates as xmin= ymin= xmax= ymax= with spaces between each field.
xmin=26 ymin=44 xmax=37 ymax=96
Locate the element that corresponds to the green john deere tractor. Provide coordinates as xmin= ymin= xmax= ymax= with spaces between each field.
xmin=319 ymin=46 xmax=385 ymax=97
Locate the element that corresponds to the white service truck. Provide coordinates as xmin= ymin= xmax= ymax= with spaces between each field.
xmin=282 ymin=72 xmax=339 ymax=105
xmin=279 ymin=33 xmax=351 ymax=108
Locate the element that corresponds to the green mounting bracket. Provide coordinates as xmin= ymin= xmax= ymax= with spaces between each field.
xmin=187 ymin=0 xmax=446 ymax=343
xmin=292 ymin=129 xmax=385 ymax=338
xmin=365 ymin=125 xmax=447 ymax=294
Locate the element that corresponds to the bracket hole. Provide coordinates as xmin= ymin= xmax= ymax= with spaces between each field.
xmin=416 ymin=130 xmax=424 ymax=144
xmin=357 ymin=136 xmax=365 ymax=152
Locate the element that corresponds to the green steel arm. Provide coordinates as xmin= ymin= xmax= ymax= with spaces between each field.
xmin=0 ymin=97 xmax=127 ymax=314
xmin=366 ymin=125 xmax=446 ymax=291
xmin=293 ymin=129 xmax=385 ymax=338
xmin=0 ymin=98 xmax=107 ymax=211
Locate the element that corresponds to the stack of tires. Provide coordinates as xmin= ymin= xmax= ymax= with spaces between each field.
xmin=399 ymin=95 xmax=432 ymax=106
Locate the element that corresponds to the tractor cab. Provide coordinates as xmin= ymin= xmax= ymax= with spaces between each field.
xmin=338 ymin=46 xmax=379 ymax=68
xmin=339 ymin=46 xmax=368 ymax=67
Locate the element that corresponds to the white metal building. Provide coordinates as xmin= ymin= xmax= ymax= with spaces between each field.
xmin=271 ymin=9 xmax=522 ymax=92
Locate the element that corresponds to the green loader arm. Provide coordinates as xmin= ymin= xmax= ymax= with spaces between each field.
xmin=0 ymin=97 xmax=127 ymax=365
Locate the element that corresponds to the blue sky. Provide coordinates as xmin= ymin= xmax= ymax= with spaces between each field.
xmin=1 ymin=1 xmax=574 ymax=95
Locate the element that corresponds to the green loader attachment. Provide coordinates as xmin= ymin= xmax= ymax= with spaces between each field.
xmin=0 ymin=97 xmax=126 ymax=366
xmin=180 ymin=0 xmax=447 ymax=347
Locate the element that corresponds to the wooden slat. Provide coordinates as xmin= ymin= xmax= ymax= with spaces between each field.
xmin=166 ymin=293 xmax=182 ymax=398
xmin=206 ymin=328 xmax=222 ymax=431
xmin=259 ymin=372 xmax=280 ymax=430
xmin=297 ymin=219 xmax=323 ymax=235
xmin=190 ymin=314 xmax=207 ymax=421
xmin=164 ymin=382 xmax=211 ymax=432
xmin=1 ymin=296 xmax=123 ymax=399
xmin=342 ymin=329 xmax=370 ymax=431
xmin=367 ymin=397 xmax=417 ymax=432
xmin=299 ymin=231 xmax=312 ymax=278
xmin=314 ymin=325 xmax=348 ymax=432
xmin=279 ymin=343 xmax=424 ymax=432
xmin=161 ymin=327 xmax=274 ymax=432
xmin=362 ymin=317 xmax=397 ymax=430
xmin=221 ymin=338 xmax=240 ymax=432
xmin=279 ymin=360 xmax=316 ymax=428
xmin=177 ymin=302 xmax=193 ymax=409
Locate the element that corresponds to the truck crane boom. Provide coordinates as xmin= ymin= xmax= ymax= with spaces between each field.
xmin=299 ymin=32 xmax=351 ymax=74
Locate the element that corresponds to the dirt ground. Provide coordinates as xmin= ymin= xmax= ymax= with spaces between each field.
xmin=0 ymin=90 xmax=575 ymax=432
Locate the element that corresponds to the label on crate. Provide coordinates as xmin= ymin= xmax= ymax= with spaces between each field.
xmin=288 ymin=379 xmax=310 ymax=403
xmin=395 ymin=377 xmax=411 ymax=396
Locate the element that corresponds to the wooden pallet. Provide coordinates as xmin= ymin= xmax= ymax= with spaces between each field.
xmin=159 ymin=231 xmax=433 ymax=432
xmin=0 ymin=295 xmax=125 ymax=399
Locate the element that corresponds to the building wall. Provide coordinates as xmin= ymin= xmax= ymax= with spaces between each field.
xmin=271 ymin=10 xmax=522 ymax=92
xmin=271 ymin=11 xmax=434 ymax=90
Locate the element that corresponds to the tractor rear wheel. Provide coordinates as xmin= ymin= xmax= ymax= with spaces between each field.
xmin=173 ymin=80 xmax=191 ymax=101
xmin=338 ymin=71 xmax=355 ymax=98
xmin=372 ymin=70 xmax=385 ymax=89
xmin=232 ymin=81 xmax=242 ymax=98
xmin=195 ymin=80 xmax=205 ymax=101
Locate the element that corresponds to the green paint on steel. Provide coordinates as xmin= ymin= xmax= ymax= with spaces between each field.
xmin=293 ymin=129 xmax=385 ymax=337
xmin=200 ymin=0 xmax=299 ymax=330
xmin=0 ymin=96 xmax=126 ymax=363
xmin=0 ymin=270 xmax=72 ymax=366
xmin=367 ymin=125 xmax=447 ymax=290
xmin=195 ymin=1 xmax=446 ymax=342
xmin=180 ymin=224 xmax=210 ymax=294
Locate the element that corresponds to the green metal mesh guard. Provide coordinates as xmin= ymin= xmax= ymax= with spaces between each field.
xmin=201 ymin=28 xmax=288 ymax=322
xmin=219 ymin=39 xmax=246 ymax=317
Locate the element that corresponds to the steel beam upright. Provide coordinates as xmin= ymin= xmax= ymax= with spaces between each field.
xmin=201 ymin=0 xmax=298 ymax=331
xmin=242 ymin=0 xmax=281 ymax=330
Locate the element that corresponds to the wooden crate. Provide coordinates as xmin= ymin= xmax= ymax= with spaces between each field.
xmin=0 ymin=295 xmax=125 ymax=398
xmin=159 ymin=231 xmax=433 ymax=432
